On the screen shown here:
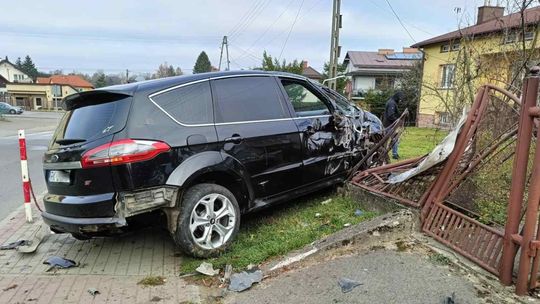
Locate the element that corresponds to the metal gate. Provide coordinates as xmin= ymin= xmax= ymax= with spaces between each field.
xmin=351 ymin=68 xmax=540 ymax=295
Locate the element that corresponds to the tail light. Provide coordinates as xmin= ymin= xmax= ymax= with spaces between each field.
xmin=81 ymin=139 xmax=170 ymax=168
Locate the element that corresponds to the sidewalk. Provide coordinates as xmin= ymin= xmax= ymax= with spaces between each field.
xmin=0 ymin=207 xmax=201 ymax=303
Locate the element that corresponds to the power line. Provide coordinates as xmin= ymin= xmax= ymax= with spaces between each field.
xmin=228 ymin=0 xmax=265 ymax=37
xmin=278 ymin=0 xmax=305 ymax=61
xmin=365 ymin=0 xmax=433 ymax=36
xmin=231 ymin=0 xmax=296 ymax=57
xmin=229 ymin=0 xmax=271 ymax=39
xmin=384 ymin=0 xmax=416 ymax=43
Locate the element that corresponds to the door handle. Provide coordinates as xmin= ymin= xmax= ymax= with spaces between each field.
xmin=224 ymin=134 xmax=243 ymax=144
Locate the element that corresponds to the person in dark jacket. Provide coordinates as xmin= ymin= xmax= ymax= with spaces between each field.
xmin=382 ymin=91 xmax=404 ymax=159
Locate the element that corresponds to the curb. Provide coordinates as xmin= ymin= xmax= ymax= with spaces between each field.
xmin=261 ymin=209 xmax=417 ymax=275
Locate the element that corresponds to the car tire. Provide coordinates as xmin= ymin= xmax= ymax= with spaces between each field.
xmin=9 ymin=109 xmax=15 ymax=114
xmin=71 ymin=233 xmax=91 ymax=240
xmin=174 ymin=183 xmax=240 ymax=258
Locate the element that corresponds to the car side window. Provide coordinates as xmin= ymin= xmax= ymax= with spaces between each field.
xmin=281 ymin=80 xmax=330 ymax=117
xmin=152 ymin=81 xmax=213 ymax=124
xmin=212 ymin=76 xmax=288 ymax=123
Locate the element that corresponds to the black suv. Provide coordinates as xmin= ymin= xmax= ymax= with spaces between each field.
xmin=42 ymin=71 xmax=383 ymax=257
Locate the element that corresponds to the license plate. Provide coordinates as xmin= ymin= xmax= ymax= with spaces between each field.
xmin=48 ymin=170 xmax=70 ymax=183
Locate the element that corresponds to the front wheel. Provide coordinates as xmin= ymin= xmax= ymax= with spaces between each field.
xmin=174 ymin=183 xmax=240 ymax=258
xmin=9 ymin=109 xmax=15 ymax=114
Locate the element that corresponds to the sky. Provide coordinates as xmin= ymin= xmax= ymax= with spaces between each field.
xmin=1 ymin=0 xmax=496 ymax=76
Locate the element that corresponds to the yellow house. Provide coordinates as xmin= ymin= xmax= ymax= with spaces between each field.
xmin=6 ymin=75 xmax=94 ymax=110
xmin=412 ymin=5 xmax=540 ymax=127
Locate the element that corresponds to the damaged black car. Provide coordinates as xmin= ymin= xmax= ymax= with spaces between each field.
xmin=42 ymin=71 xmax=383 ymax=257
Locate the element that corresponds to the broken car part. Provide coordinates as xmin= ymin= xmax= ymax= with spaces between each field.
xmin=228 ymin=269 xmax=263 ymax=292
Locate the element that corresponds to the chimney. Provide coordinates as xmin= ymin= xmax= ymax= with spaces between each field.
xmin=477 ymin=2 xmax=504 ymax=24
xmin=402 ymin=47 xmax=419 ymax=54
xmin=302 ymin=60 xmax=308 ymax=69
xmin=377 ymin=49 xmax=394 ymax=55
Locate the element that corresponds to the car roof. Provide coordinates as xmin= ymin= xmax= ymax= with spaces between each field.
xmin=96 ymin=70 xmax=309 ymax=96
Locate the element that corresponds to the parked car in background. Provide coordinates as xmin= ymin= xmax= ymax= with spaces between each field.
xmin=41 ymin=71 xmax=383 ymax=258
xmin=0 ymin=102 xmax=23 ymax=114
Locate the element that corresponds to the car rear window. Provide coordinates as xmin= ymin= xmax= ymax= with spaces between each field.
xmin=53 ymin=97 xmax=131 ymax=145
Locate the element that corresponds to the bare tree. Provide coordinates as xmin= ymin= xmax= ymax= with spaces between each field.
xmin=421 ymin=1 xmax=539 ymax=125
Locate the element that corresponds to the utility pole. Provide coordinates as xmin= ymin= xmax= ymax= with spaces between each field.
xmin=125 ymin=69 xmax=129 ymax=83
xmin=218 ymin=36 xmax=230 ymax=71
xmin=328 ymin=0 xmax=342 ymax=90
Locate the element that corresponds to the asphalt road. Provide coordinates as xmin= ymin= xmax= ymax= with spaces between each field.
xmin=0 ymin=112 xmax=62 ymax=220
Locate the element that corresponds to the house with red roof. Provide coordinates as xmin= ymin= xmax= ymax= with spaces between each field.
xmin=6 ymin=74 xmax=94 ymax=110
xmin=411 ymin=4 xmax=540 ymax=127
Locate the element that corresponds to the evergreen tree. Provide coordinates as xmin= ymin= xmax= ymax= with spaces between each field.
xmin=259 ymin=51 xmax=303 ymax=74
xmin=20 ymin=55 xmax=39 ymax=80
xmin=15 ymin=57 xmax=22 ymax=69
xmin=193 ymin=51 xmax=212 ymax=74
xmin=94 ymin=72 xmax=107 ymax=88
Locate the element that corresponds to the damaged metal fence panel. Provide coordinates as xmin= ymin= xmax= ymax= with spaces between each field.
xmin=349 ymin=80 xmax=527 ymax=287
xmin=388 ymin=109 xmax=467 ymax=184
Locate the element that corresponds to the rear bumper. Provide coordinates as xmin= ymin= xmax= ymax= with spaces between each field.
xmin=41 ymin=211 xmax=127 ymax=236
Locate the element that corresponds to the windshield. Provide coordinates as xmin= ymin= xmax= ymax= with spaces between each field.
xmin=319 ymin=86 xmax=359 ymax=116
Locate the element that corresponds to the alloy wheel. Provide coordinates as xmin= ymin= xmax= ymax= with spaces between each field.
xmin=189 ymin=193 xmax=237 ymax=250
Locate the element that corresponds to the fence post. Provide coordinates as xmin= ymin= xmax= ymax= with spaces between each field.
xmin=499 ymin=67 xmax=540 ymax=294
xmin=18 ymin=129 xmax=33 ymax=223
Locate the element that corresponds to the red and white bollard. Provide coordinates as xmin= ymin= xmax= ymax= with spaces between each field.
xmin=18 ymin=129 xmax=33 ymax=222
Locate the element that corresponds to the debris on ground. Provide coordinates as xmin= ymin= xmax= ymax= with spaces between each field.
xmin=222 ymin=264 xmax=233 ymax=283
xmin=18 ymin=225 xmax=50 ymax=253
xmin=444 ymin=292 xmax=456 ymax=304
xmin=315 ymin=213 xmax=322 ymax=218
xmin=337 ymin=277 xmax=362 ymax=293
xmin=43 ymin=256 xmax=78 ymax=271
xmin=0 ymin=240 xmax=30 ymax=250
xmin=137 ymin=276 xmax=166 ymax=287
xmin=150 ymin=296 xmax=162 ymax=302
xmin=87 ymin=288 xmax=100 ymax=296
xmin=344 ymin=223 xmax=351 ymax=227
xmin=354 ymin=209 xmax=364 ymax=216
xmin=2 ymin=284 xmax=17 ymax=291
xmin=228 ymin=269 xmax=263 ymax=292
xmin=195 ymin=262 xmax=219 ymax=276
xmin=321 ymin=199 xmax=332 ymax=205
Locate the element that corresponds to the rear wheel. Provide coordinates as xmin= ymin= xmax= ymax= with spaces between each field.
xmin=174 ymin=183 xmax=240 ymax=258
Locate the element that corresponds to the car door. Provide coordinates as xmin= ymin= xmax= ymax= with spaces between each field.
xmin=0 ymin=103 xmax=7 ymax=114
xmin=212 ymin=75 xmax=303 ymax=198
xmin=278 ymin=78 xmax=350 ymax=185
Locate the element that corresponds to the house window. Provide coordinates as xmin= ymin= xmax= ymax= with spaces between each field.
xmin=440 ymin=64 xmax=455 ymax=89
xmin=51 ymin=85 xmax=62 ymax=97
xmin=438 ymin=112 xmax=451 ymax=125
xmin=503 ymin=32 xmax=518 ymax=44
xmin=440 ymin=44 xmax=450 ymax=53
xmin=451 ymin=43 xmax=460 ymax=51
xmin=524 ymin=31 xmax=535 ymax=41
xmin=374 ymin=76 xmax=395 ymax=90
